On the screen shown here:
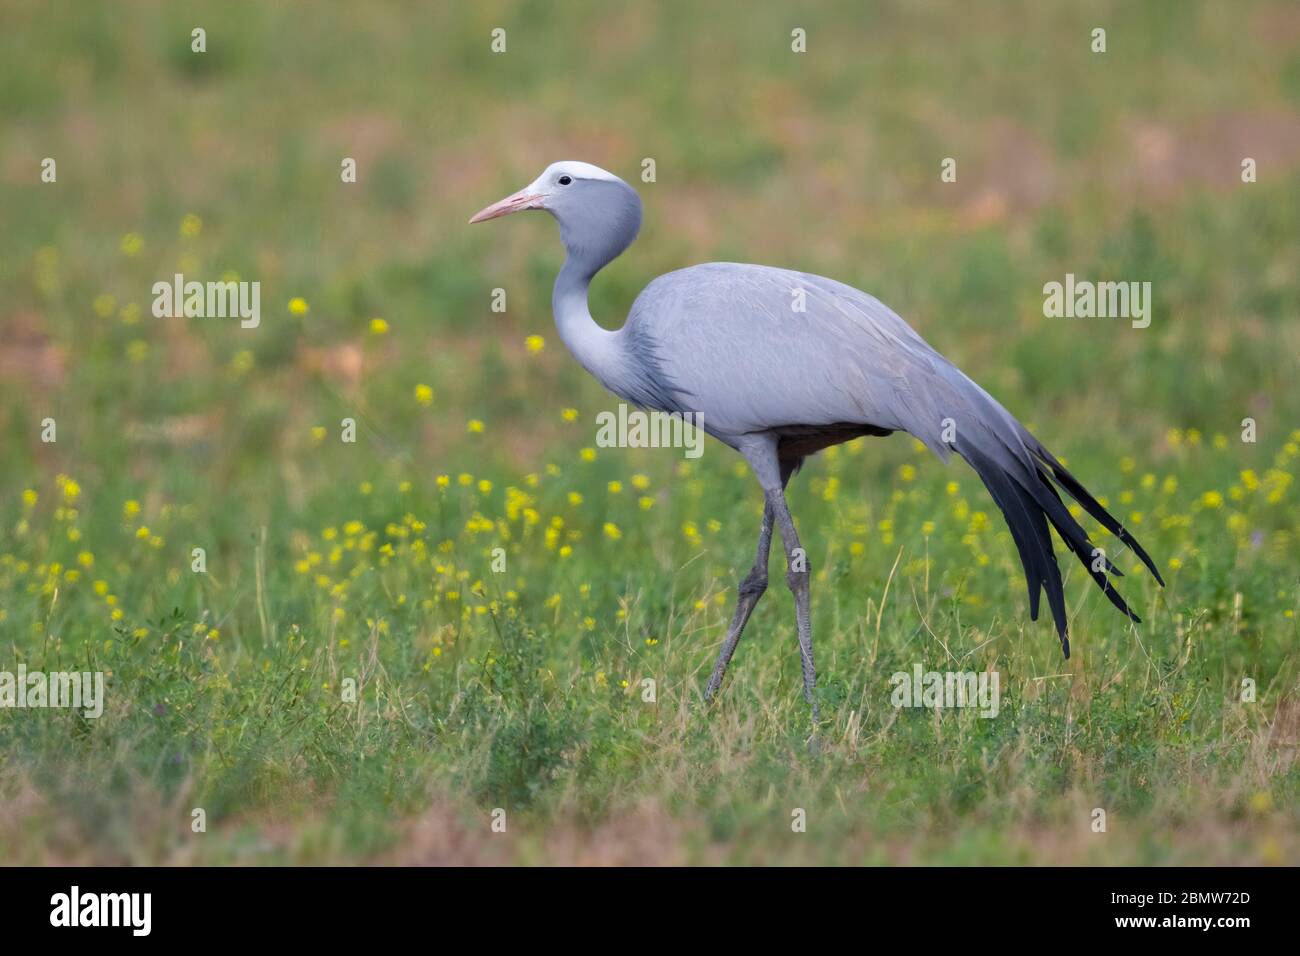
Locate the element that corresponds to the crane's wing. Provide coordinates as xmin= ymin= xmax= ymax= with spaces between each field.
xmin=622 ymin=262 xmax=1163 ymax=655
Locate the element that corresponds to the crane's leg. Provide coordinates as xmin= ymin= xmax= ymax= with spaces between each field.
xmin=734 ymin=437 xmax=818 ymax=724
xmin=703 ymin=499 xmax=774 ymax=702
xmin=704 ymin=460 xmax=798 ymax=703
xmin=766 ymin=485 xmax=819 ymax=723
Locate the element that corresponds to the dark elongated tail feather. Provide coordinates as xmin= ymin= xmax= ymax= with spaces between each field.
xmin=1018 ymin=433 xmax=1166 ymax=588
xmin=954 ymin=426 xmax=1161 ymax=659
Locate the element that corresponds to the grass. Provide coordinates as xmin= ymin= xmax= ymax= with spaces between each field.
xmin=1 ymin=0 xmax=1298 ymax=864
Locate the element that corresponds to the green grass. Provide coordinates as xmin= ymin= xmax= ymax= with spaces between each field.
xmin=1 ymin=0 xmax=1298 ymax=864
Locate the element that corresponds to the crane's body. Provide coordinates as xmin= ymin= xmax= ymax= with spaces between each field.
xmin=471 ymin=161 xmax=1163 ymax=723
xmin=625 ymin=262 xmax=982 ymax=450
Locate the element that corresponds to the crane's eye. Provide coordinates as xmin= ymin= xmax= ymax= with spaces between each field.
xmin=557 ymin=175 xmax=572 ymax=186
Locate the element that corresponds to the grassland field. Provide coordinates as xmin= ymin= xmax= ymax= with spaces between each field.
xmin=0 ymin=0 xmax=1298 ymax=864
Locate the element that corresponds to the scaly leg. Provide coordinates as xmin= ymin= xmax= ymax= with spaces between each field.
xmin=727 ymin=438 xmax=818 ymax=725
xmin=704 ymin=500 xmax=774 ymax=702
xmin=766 ymin=485 xmax=819 ymax=722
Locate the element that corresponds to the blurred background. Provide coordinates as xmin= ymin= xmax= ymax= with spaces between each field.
xmin=0 ymin=0 xmax=1297 ymax=864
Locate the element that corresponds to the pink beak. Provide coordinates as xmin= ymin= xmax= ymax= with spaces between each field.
xmin=468 ymin=188 xmax=544 ymax=224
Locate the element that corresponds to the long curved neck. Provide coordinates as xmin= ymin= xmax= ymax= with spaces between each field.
xmin=548 ymin=178 xmax=644 ymax=397
xmin=552 ymin=256 xmax=625 ymax=389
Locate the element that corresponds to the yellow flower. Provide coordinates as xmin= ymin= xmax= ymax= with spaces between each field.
xmin=899 ymin=463 xmax=917 ymax=482
xmin=93 ymin=293 xmax=116 ymax=318
xmin=1200 ymin=490 xmax=1224 ymax=509
xmin=631 ymin=473 xmax=650 ymax=490
xmin=467 ymin=419 xmax=484 ymax=433
xmin=607 ymin=480 xmax=623 ymax=494
xmin=415 ymin=383 xmax=434 ymax=406
xmin=288 ymin=297 xmax=310 ymax=315
xmin=603 ymin=522 xmax=622 ymax=540
xmin=525 ymin=334 xmax=545 ymax=353
xmin=1240 ymin=469 xmax=1260 ymax=492
xmin=436 ymin=475 xmax=450 ymax=488
xmin=579 ymin=447 xmax=596 ymax=462
xmin=568 ymin=491 xmax=584 ymax=506
xmin=62 ymin=479 xmax=81 ymax=502
xmin=478 ymin=479 xmax=493 ymax=494
xmin=1265 ymin=469 xmax=1291 ymax=504
xmin=78 ymin=551 xmax=94 ymax=568
xmin=120 ymin=233 xmax=143 ymax=257
xmin=123 ymin=499 xmax=140 ymax=519
xmin=136 ymin=526 xmax=150 ymax=539
xmin=561 ymin=407 xmax=579 ymax=422
xmin=369 ymin=317 xmax=389 ymax=335
xmin=22 ymin=489 xmax=37 ymax=507
xmin=921 ymin=520 xmax=936 ymax=536
xmin=310 ymin=425 xmax=326 ymax=443
xmin=180 ymin=213 xmax=202 ymax=238
xmin=638 ymin=496 xmax=654 ymax=510
xmin=228 ymin=349 xmax=254 ymax=375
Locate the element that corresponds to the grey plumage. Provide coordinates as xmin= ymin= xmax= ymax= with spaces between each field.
xmin=471 ymin=161 xmax=1164 ymax=719
xmin=624 ymin=262 xmax=1163 ymax=654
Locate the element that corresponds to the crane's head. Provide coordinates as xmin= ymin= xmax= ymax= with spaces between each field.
xmin=470 ymin=161 xmax=642 ymax=273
